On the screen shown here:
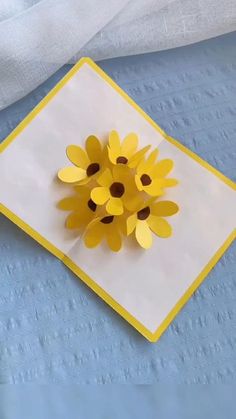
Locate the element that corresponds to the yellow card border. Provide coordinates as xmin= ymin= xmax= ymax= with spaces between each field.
xmin=0 ymin=57 xmax=235 ymax=342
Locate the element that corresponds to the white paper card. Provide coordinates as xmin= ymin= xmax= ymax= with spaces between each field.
xmin=1 ymin=59 xmax=235 ymax=340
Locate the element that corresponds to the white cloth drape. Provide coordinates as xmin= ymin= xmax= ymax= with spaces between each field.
xmin=0 ymin=0 xmax=235 ymax=110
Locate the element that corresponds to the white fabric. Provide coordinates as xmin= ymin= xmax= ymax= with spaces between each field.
xmin=1 ymin=61 xmax=235 ymax=333
xmin=0 ymin=0 xmax=236 ymax=110
xmin=0 ymin=1 xmax=40 ymax=21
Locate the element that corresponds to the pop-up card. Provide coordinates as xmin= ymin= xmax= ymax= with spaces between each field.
xmin=0 ymin=58 xmax=235 ymax=341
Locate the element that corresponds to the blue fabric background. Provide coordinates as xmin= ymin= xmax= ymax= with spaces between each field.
xmin=0 ymin=385 xmax=235 ymax=419
xmin=0 ymin=32 xmax=236 ymax=395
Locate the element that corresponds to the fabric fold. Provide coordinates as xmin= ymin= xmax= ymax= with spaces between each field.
xmin=0 ymin=0 xmax=235 ymax=110
xmin=0 ymin=0 xmax=129 ymax=110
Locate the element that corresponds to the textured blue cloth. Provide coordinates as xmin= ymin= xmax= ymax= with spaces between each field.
xmin=0 ymin=33 xmax=236 ymax=389
xmin=0 ymin=385 xmax=235 ymax=419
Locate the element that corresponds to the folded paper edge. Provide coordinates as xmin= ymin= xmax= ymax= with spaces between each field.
xmin=0 ymin=56 xmax=235 ymax=342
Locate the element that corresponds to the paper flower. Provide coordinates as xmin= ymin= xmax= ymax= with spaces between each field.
xmin=84 ymin=215 xmax=125 ymax=252
xmin=58 ymin=131 xmax=179 ymax=251
xmin=58 ymin=135 xmax=104 ymax=184
xmin=108 ymin=130 xmax=150 ymax=168
xmin=127 ymin=199 xmax=179 ymax=249
xmin=135 ymin=150 xmax=178 ymax=196
xmin=91 ymin=165 xmax=139 ymax=215
xmin=57 ymin=186 xmax=98 ymax=229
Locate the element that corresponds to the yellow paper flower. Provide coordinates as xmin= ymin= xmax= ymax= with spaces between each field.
xmin=135 ymin=149 xmax=178 ymax=196
xmin=58 ymin=135 xmax=104 ymax=184
xmin=58 ymin=186 xmax=98 ymax=229
xmin=108 ymin=130 xmax=150 ymax=168
xmin=84 ymin=215 xmax=124 ymax=252
xmin=91 ymin=165 xmax=140 ymax=215
xmin=57 ymin=130 xmax=179 ymax=251
xmin=127 ymin=199 xmax=179 ymax=249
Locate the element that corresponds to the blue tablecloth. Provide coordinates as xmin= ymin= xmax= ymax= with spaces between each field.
xmin=0 ymin=33 xmax=236 ymax=393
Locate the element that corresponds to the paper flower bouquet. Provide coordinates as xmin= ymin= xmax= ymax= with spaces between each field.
xmin=57 ymin=131 xmax=179 ymax=251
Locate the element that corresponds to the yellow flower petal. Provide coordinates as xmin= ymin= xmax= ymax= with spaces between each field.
xmin=136 ymin=149 xmax=157 ymax=174
xmin=102 ymin=146 xmax=113 ymax=169
xmin=58 ymin=167 xmax=87 ymax=183
xmin=118 ymin=215 xmax=127 ymax=235
xmin=106 ymin=197 xmax=124 ymax=215
xmin=97 ymin=168 xmax=113 ymax=187
xmin=84 ymin=223 xmax=103 ymax=248
xmin=150 ymin=201 xmax=179 ymax=216
xmin=159 ymin=178 xmax=178 ymax=187
xmin=66 ymin=145 xmax=90 ymax=169
xmin=135 ymin=174 xmax=143 ymax=191
xmin=57 ymin=196 xmax=81 ymax=211
xmin=91 ymin=187 xmax=110 ymax=205
xmin=150 ymin=159 xmax=174 ymax=178
xmin=123 ymin=192 xmax=143 ymax=212
xmin=148 ymin=215 xmax=172 ymax=237
xmin=109 ymin=130 xmax=121 ymax=153
xmin=112 ymin=164 xmax=130 ymax=182
xmin=143 ymin=179 xmax=164 ymax=196
xmin=135 ymin=220 xmax=152 ymax=249
xmin=121 ymin=133 xmax=138 ymax=157
xmin=106 ymin=231 xmax=122 ymax=252
xmin=128 ymin=145 xmax=151 ymax=168
xmin=127 ymin=214 xmax=137 ymax=235
xmin=146 ymin=149 xmax=158 ymax=167
xmin=73 ymin=185 xmax=90 ymax=195
xmin=66 ymin=212 xmax=85 ymax=229
xmin=86 ymin=135 xmax=102 ymax=162
xmin=136 ymin=158 xmax=148 ymax=175
xmin=107 ymin=146 xmax=117 ymax=164
xmin=77 ymin=177 xmax=91 ymax=186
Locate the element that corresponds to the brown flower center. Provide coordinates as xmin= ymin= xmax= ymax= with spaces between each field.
xmin=140 ymin=174 xmax=151 ymax=186
xmin=101 ymin=215 xmax=114 ymax=224
xmin=137 ymin=206 xmax=150 ymax=220
xmin=86 ymin=162 xmax=100 ymax=177
xmin=87 ymin=199 xmax=97 ymax=212
xmin=116 ymin=156 xmax=128 ymax=164
xmin=110 ymin=182 xmax=125 ymax=198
